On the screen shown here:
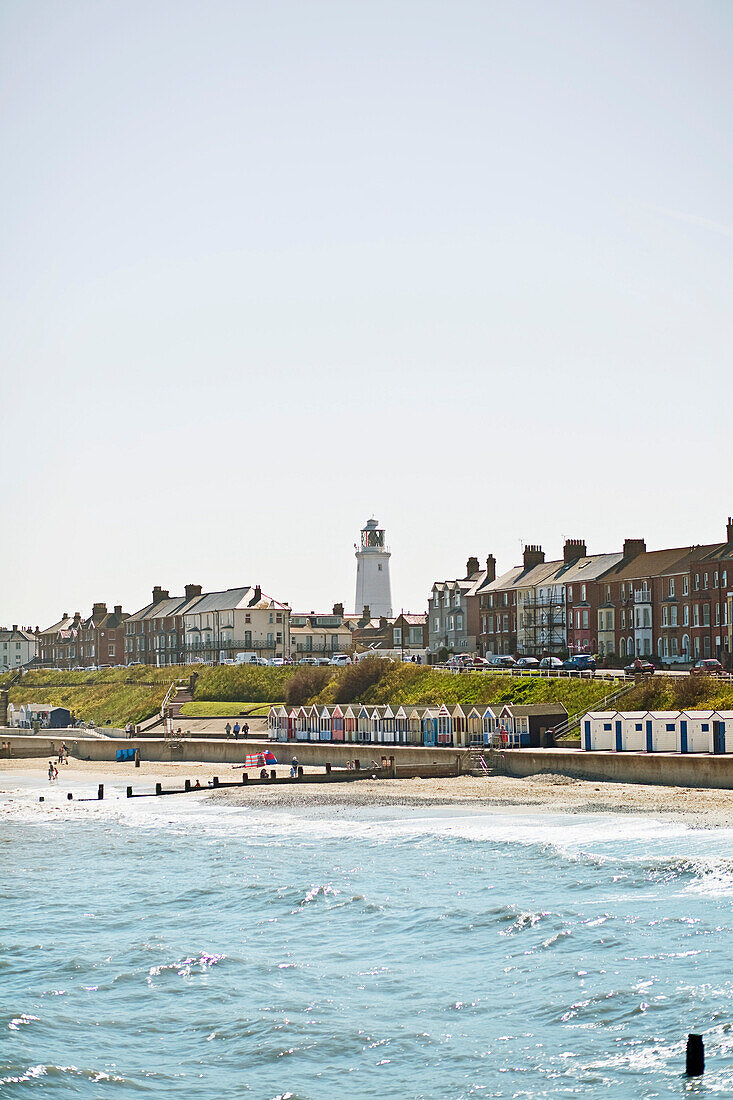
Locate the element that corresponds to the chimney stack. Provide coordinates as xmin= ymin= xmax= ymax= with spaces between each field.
xmin=523 ymin=545 xmax=545 ymax=571
xmin=114 ymin=605 xmax=123 ymax=617
xmin=727 ymin=517 xmax=733 ymax=545
xmin=152 ymin=586 xmax=169 ymax=605
xmin=379 ymin=616 xmax=388 ymax=629
xmin=485 ymin=555 xmax=496 ymax=583
xmin=12 ymin=625 xmax=17 ymax=633
xmin=563 ymin=539 xmax=587 ymax=565
xmin=92 ymin=602 xmax=107 ymax=618
xmin=623 ymin=538 xmax=646 ymax=560
xmin=332 ymin=602 xmax=344 ymax=617
xmin=249 ymin=585 xmax=262 ymax=606
xmin=466 ymin=556 xmax=480 ymax=578
xmin=184 ymin=584 xmax=202 ymax=601
xmin=362 ymin=604 xmax=371 ymax=623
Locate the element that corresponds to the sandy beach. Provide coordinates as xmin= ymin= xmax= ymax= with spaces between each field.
xmin=1 ymin=756 xmax=732 ymax=827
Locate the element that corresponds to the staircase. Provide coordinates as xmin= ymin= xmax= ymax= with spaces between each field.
xmin=167 ymin=683 xmax=193 ymax=719
xmin=467 ymin=746 xmax=494 ymax=776
xmin=551 ymin=679 xmax=638 ymax=743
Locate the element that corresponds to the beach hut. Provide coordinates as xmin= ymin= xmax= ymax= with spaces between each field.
xmin=268 ymin=706 xmax=278 ymax=736
xmin=645 ymin=712 xmax=680 ymax=753
xmin=408 ymin=708 xmax=423 ymax=744
xmin=451 ymin=705 xmax=467 ymax=747
xmin=680 ymin=711 xmax=714 ymax=754
xmin=466 ymin=707 xmax=483 ymax=743
xmin=500 ymin=704 xmax=568 ymax=748
xmin=422 ymin=708 xmax=437 ymax=746
xmin=296 ymin=706 xmax=309 ymax=740
xmin=582 ymin=711 xmax=619 ymax=751
xmin=713 ymin=711 xmax=733 ymax=754
xmin=380 ymin=705 xmax=395 ymax=744
xmin=357 ymin=705 xmax=371 ymax=743
xmin=332 ymin=705 xmax=345 ymax=742
xmin=370 ymin=707 xmax=383 ymax=742
xmin=307 ymin=704 xmax=321 ymax=741
xmin=286 ymin=708 xmax=298 ymax=741
xmin=344 ymin=706 xmax=357 ymax=742
xmin=394 ymin=706 xmax=408 ymax=744
xmin=276 ymin=706 xmax=289 ymax=741
xmin=618 ymin=711 xmax=648 ymax=752
xmin=482 ymin=706 xmax=498 ymax=745
xmin=436 ymin=703 xmax=453 ymax=745
xmin=319 ymin=706 xmax=332 ymax=741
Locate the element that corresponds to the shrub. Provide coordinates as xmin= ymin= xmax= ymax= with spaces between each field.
xmin=330 ymin=657 xmax=398 ymax=704
xmin=284 ymin=666 xmax=332 ymax=707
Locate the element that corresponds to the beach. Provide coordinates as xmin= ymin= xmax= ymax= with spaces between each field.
xmin=2 ymin=756 xmax=733 ymax=827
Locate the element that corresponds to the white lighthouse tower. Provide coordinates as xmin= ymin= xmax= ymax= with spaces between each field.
xmin=354 ymin=518 xmax=393 ymax=618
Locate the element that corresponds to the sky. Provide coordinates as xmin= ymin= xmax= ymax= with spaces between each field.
xmin=2 ymin=0 xmax=732 ymax=628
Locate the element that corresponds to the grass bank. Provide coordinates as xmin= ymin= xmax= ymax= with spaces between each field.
xmin=178 ymin=701 xmax=277 ymax=718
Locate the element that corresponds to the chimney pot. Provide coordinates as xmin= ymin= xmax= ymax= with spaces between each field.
xmin=563 ymin=539 xmax=587 ymax=565
xmin=466 ymin=556 xmax=480 ymax=578
xmin=523 ymin=545 xmax=545 ymax=570
xmin=12 ymin=624 xmax=17 ymax=632
xmin=623 ymin=538 xmax=646 ymax=560
xmin=184 ymin=584 xmax=202 ymax=601
xmin=485 ymin=554 xmax=496 ymax=583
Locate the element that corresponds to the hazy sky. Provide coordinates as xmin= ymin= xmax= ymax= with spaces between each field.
xmin=2 ymin=0 xmax=732 ymax=627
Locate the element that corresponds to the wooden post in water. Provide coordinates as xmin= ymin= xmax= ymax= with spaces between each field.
xmin=325 ymin=763 xmax=332 ymax=774
xmin=212 ymin=776 xmax=219 ymax=788
xmin=67 ymin=792 xmax=73 ymax=800
xmin=126 ymin=786 xmax=132 ymax=798
xmin=270 ymin=769 xmax=276 ymax=780
xmin=241 ymin=772 xmax=248 ymax=784
xmin=686 ymin=1034 xmax=704 ymax=1076
xmin=134 ymin=749 xmax=140 ymax=768
xmin=97 ymin=784 xmax=104 ymax=800
xmin=155 ymin=782 xmax=162 ymax=795
xmin=185 ymin=779 xmax=191 ymax=791
xmin=297 ymin=766 xmax=303 ymax=778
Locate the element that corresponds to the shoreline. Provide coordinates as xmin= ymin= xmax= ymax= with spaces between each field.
xmin=2 ymin=758 xmax=733 ymax=828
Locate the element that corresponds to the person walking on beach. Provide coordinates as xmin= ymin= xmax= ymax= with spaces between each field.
xmin=233 ymin=722 xmax=240 ymax=739
xmin=243 ymin=722 xmax=249 ymax=739
xmin=48 ymin=760 xmax=57 ymax=782
xmin=225 ymin=722 xmax=232 ymax=738
xmin=290 ymin=756 xmax=298 ymax=778
xmin=60 ymin=742 xmax=69 ymax=765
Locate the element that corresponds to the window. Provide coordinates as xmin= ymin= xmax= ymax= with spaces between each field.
xmin=670 ymin=606 xmax=678 ymax=627
xmin=582 ymin=610 xmax=589 ymax=629
xmin=621 ymin=584 xmax=626 ymax=600
xmin=669 ymin=578 xmax=675 ymax=597
xmin=269 ymin=613 xmax=273 ymax=624
xmin=456 ymin=615 xmax=463 ymax=630
xmin=108 ymin=645 xmax=115 ymax=656
xmin=662 ymin=606 xmax=668 ymax=627
xmin=567 ymin=586 xmax=573 ymax=601
xmin=603 ymin=723 xmax=612 ymax=731
xmin=693 ymin=605 xmax=700 ymax=626
xmin=598 ymin=612 xmax=604 ymax=630
xmin=714 ymin=572 xmax=719 ymax=588
xmin=503 ymin=614 xmax=509 ymax=631
xmin=447 ymin=616 xmax=454 ymax=631
xmin=683 ymin=605 xmax=689 ymax=626
xmin=606 ymin=585 xmax=611 ymax=601
xmin=267 ymin=632 xmax=274 ymax=646
xmin=621 ymin=609 xmax=626 ymax=628
xmin=695 ymin=574 xmax=700 ymax=590
xmin=666 ymin=723 xmax=675 ymax=732
xmin=378 ymin=564 xmax=382 ymax=572
xmin=703 ymin=604 xmax=710 ymax=627
xmin=245 ymin=613 xmax=251 ymax=624
xmin=702 ymin=723 xmax=709 ymax=732
xmin=704 ymin=573 xmax=709 ymax=589
xmin=434 ymin=594 xmax=439 ymax=607
xmin=393 ymin=628 xmax=402 ymax=645
xmin=635 ymin=723 xmax=642 ymax=731
xmin=715 ymin=605 xmax=720 ymax=626
xmin=581 ymin=584 xmax=587 ymax=601
xmin=433 ymin=617 xmax=439 ymax=632
xmin=503 ymin=594 xmax=508 ymax=606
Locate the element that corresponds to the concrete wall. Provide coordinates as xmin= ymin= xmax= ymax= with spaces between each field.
xmin=0 ymin=730 xmax=468 ymax=771
xmin=491 ymin=747 xmax=733 ymax=790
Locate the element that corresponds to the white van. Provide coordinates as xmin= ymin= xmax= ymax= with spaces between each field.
xmin=234 ymin=653 xmax=260 ymax=665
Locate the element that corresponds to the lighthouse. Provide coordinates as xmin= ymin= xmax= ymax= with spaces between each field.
xmin=354 ymin=518 xmax=393 ymax=618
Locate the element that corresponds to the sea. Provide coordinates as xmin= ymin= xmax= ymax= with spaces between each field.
xmin=2 ymin=784 xmax=733 ymax=1098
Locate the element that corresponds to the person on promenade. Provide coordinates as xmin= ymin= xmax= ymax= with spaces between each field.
xmin=233 ymin=722 xmax=240 ymax=739
xmin=290 ymin=756 xmax=298 ymax=778
xmin=48 ymin=760 xmax=57 ymax=782
xmin=243 ymin=722 xmax=249 ymax=739
xmin=225 ymin=722 xmax=232 ymax=738
xmin=60 ymin=742 xmax=69 ymax=765
xmin=125 ymin=722 xmax=132 ymax=738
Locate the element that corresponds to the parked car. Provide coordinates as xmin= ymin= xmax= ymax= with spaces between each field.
xmin=515 ymin=657 xmax=540 ymax=670
xmin=269 ymin=657 xmax=286 ymax=666
xmin=329 ymin=654 xmax=352 ymax=666
xmin=624 ymin=658 xmax=655 ymax=676
xmin=298 ymin=657 xmax=317 ymax=665
xmin=539 ymin=656 xmax=563 ymax=670
xmin=490 ymin=655 xmax=516 ymax=668
xmin=691 ymin=658 xmax=725 ymax=677
xmin=562 ymin=654 xmax=596 ymax=672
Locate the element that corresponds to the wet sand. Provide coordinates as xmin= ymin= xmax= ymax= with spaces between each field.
xmin=1 ymin=757 xmax=732 ymax=828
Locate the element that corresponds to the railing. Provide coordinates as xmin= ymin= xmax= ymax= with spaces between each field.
xmin=634 ymin=589 xmax=652 ymax=603
xmin=434 ymin=665 xmax=626 ymax=682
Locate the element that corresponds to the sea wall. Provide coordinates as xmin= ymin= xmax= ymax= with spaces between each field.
xmin=492 ymin=747 xmax=733 ymax=790
xmin=0 ymin=731 xmax=468 ymax=772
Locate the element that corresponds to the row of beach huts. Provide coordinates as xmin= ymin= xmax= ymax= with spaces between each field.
xmin=582 ymin=711 xmax=732 ymax=754
xmin=268 ymin=702 xmax=567 ymax=747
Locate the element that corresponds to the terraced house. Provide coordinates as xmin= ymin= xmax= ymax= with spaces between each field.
xmin=427 ymin=557 xmax=491 ymax=659
xmin=0 ymin=625 xmax=38 ymax=671
xmin=124 ymin=584 xmax=291 ymax=665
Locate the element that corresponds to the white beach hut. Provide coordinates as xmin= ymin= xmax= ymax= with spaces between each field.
xmin=647 ymin=712 xmax=680 ymax=753
xmin=618 ymin=711 xmax=648 ymax=752
xmin=680 ymin=711 xmax=714 ymax=754
xmin=581 ymin=712 xmax=619 ymax=751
